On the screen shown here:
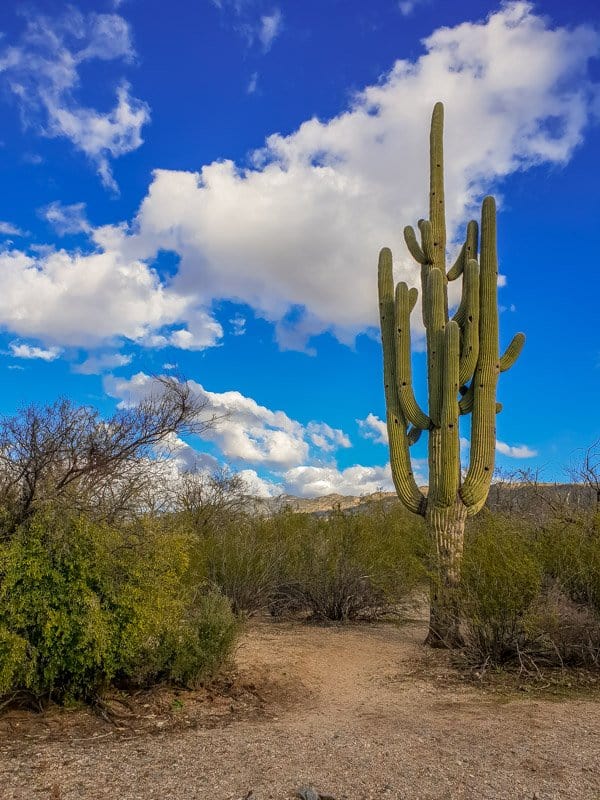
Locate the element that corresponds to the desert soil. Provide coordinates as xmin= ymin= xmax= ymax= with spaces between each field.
xmin=1 ymin=615 xmax=599 ymax=800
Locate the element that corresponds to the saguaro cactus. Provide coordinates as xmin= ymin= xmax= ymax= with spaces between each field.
xmin=378 ymin=102 xmax=525 ymax=646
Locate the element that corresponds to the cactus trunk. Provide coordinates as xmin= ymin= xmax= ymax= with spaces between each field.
xmin=425 ymin=498 xmax=467 ymax=647
xmin=377 ymin=103 xmax=525 ymax=647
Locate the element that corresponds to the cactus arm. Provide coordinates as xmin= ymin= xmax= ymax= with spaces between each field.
xmin=429 ymin=101 xmax=446 ymax=272
xmin=418 ymin=219 xmax=435 ymax=264
xmin=427 ymin=268 xmax=446 ymax=428
xmin=499 ymin=332 xmax=526 ymax=372
xmin=446 ymin=243 xmax=465 ymax=281
xmin=395 ymin=282 xmax=431 ymax=430
xmin=378 ymin=248 xmax=427 ymax=515
xmin=466 ymin=495 xmax=487 ymax=516
xmin=460 ymin=197 xmax=500 ymax=510
xmin=458 ymin=384 xmax=474 ymax=415
xmin=447 ymin=220 xmax=478 ymax=283
xmin=438 ymin=320 xmax=461 ymax=506
xmin=465 ymin=220 xmax=479 ymax=261
xmin=407 ymin=425 xmax=422 ymax=446
xmin=460 ymin=386 xmax=502 ymax=416
xmin=404 ymin=226 xmax=427 ymax=264
xmin=408 ymin=286 xmax=419 ymax=312
xmin=457 ymin=259 xmax=480 ymax=386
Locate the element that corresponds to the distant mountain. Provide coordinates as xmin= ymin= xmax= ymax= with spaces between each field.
xmin=251 ymin=484 xmax=597 ymax=518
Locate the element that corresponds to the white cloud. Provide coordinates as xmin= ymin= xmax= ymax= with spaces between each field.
xmin=41 ymin=201 xmax=90 ymax=236
xmin=101 ymin=372 xmax=435 ymax=498
xmin=0 ymin=4 xmax=596 ymax=353
xmin=496 ymin=439 xmax=538 ymax=459
xmin=73 ymin=352 xmax=132 ymax=375
xmin=0 ymin=247 xmax=208 ymax=348
xmin=282 ymin=463 xmax=396 ymax=498
xmin=259 ymin=9 xmax=282 ymax=52
xmin=9 ymin=342 xmax=61 ymax=361
xmin=237 ymin=468 xmax=281 ymax=498
xmin=357 ymin=413 xmax=389 ymax=445
xmin=104 ymin=372 xmax=352 ymax=471
xmin=0 ymin=221 xmax=25 ymax=237
xmin=70 ymin=2 xmax=596 ymax=351
xmin=306 ymin=422 xmax=351 ymax=452
xmin=0 ymin=9 xmax=149 ymax=189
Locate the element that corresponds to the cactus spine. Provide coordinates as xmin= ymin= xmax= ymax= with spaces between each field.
xmin=378 ymin=102 xmax=525 ymax=646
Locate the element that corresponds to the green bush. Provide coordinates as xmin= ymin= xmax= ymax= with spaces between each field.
xmin=191 ymin=503 xmax=428 ymax=622
xmin=538 ymin=512 xmax=600 ymax=613
xmin=460 ymin=513 xmax=543 ymax=663
xmin=196 ymin=515 xmax=284 ymax=616
xmin=0 ymin=511 xmax=239 ymax=702
xmin=271 ymin=505 xmax=428 ymax=621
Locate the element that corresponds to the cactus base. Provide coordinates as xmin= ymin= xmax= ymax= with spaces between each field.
xmin=424 ymin=499 xmax=467 ymax=647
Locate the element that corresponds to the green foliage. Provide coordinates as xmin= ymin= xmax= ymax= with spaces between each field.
xmin=538 ymin=512 xmax=600 ymax=613
xmin=459 ymin=510 xmax=600 ymax=667
xmin=284 ymin=504 xmax=425 ymax=620
xmin=191 ymin=503 xmax=428 ymax=622
xmin=271 ymin=504 xmax=428 ymax=621
xmin=460 ymin=513 xmax=543 ymax=662
xmin=196 ymin=515 xmax=284 ymax=615
xmin=0 ymin=511 xmax=238 ymax=702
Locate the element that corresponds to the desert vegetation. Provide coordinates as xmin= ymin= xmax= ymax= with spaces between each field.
xmin=1 ymin=428 xmax=599 ymax=709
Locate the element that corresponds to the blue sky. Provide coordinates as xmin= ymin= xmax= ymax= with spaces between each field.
xmin=0 ymin=0 xmax=598 ymax=497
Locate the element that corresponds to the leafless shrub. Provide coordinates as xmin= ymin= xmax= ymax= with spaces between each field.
xmin=0 ymin=376 xmax=216 ymax=534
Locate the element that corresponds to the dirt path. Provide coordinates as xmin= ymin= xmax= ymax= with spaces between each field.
xmin=1 ymin=619 xmax=599 ymax=800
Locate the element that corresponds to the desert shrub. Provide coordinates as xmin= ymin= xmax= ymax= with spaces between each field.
xmin=127 ymin=585 xmax=239 ymax=687
xmin=538 ymin=512 xmax=600 ymax=613
xmin=0 ymin=510 xmax=238 ymax=702
xmin=195 ymin=515 xmax=284 ymax=616
xmin=459 ymin=513 xmax=543 ymax=663
xmin=523 ymin=584 xmax=600 ymax=667
xmin=271 ymin=505 xmax=428 ymax=621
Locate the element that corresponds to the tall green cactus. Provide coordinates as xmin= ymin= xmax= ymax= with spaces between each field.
xmin=378 ymin=102 xmax=525 ymax=646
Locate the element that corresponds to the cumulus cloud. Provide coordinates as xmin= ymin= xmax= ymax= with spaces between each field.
xmin=496 ymin=440 xmax=538 ymax=459
xmin=282 ymin=464 xmax=397 ymax=498
xmin=357 ymin=413 xmax=389 ymax=445
xmin=306 ymin=422 xmax=351 ymax=452
xmin=101 ymin=372 xmax=434 ymax=497
xmin=0 ymin=4 xmax=596 ymax=354
xmin=105 ymin=371 xmax=351 ymax=472
xmin=0 ymin=8 xmax=149 ymax=189
xmin=9 ymin=342 xmax=61 ymax=361
xmin=0 ymin=246 xmax=216 ymax=348
xmin=67 ymin=2 xmax=597 ymax=350
xmin=237 ymin=468 xmax=281 ymax=498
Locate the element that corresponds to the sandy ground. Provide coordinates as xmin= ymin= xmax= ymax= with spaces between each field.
xmin=1 ymin=616 xmax=599 ymax=800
